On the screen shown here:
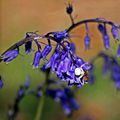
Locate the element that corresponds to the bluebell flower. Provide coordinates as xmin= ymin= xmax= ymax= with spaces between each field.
xmin=61 ymin=102 xmax=71 ymax=115
xmin=98 ymin=24 xmax=105 ymax=34
xmin=56 ymin=61 xmax=64 ymax=78
xmin=43 ymin=41 xmax=91 ymax=87
xmin=8 ymin=77 xmax=32 ymax=120
xmin=84 ymin=34 xmax=91 ymax=50
xmin=82 ymin=63 xmax=92 ymax=71
xmin=110 ymin=59 xmax=120 ymax=89
xmin=92 ymin=52 xmax=120 ymax=89
xmin=46 ymin=87 xmax=79 ymax=116
xmin=111 ymin=63 xmax=120 ymax=81
xmin=25 ymin=41 xmax=32 ymax=54
xmin=75 ymin=57 xmax=84 ymax=67
xmin=17 ymin=86 xmax=25 ymax=98
xmin=115 ymin=81 xmax=120 ymax=90
xmin=35 ymin=85 xmax=43 ymax=98
xmin=112 ymin=74 xmax=120 ymax=90
xmin=24 ymin=76 xmax=30 ymax=89
xmin=88 ymin=72 xmax=95 ymax=85
xmin=36 ymin=91 xmax=42 ymax=97
xmin=52 ymin=30 xmax=69 ymax=42
xmin=66 ymin=64 xmax=75 ymax=79
xmin=43 ymin=53 xmax=56 ymax=70
xmin=111 ymin=26 xmax=119 ymax=41
xmin=0 ymin=76 xmax=3 ymax=89
xmin=64 ymin=88 xmax=79 ymax=110
xmin=98 ymin=24 xmax=110 ymax=49
xmin=117 ymin=44 xmax=120 ymax=57
xmin=103 ymin=34 xmax=110 ymax=49
xmin=69 ymin=98 xmax=80 ymax=110
xmin=61 ymin=88 xmax=79 ymax=115
xmin=66 ymin=3 xmax=73 ymax=14
xmin=69 ymin=42 xmax=76 ymax=53
xmin=102 ymin=55 xmax=110 ymax=75
xmin=61 ymin=57 xmax=71 ymax=73
xmin=32 ymin=51 xmax=42 ymax=68
xmin=51 ymin=52 xmax=61 ymax=72
xmin=2 ymin=49 xmax=19 ymax=63
xmin=84 ymin=23 xmax=91 ymax=50
xmin=41 ymin=45 xmax=52 ymax=59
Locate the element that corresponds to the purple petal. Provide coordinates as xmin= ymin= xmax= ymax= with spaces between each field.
xmin=115 ymin=81 xmax=120 ymax=90
xmin=44 ymin=52 xmax=57 ymax=69
xmin=61 ymin=102 xmax=71 ymax=115
xmin=42 ymin=45 xmax=52 ymax=58
xmin=18 ymin=87 xmax=25 ymax=97
xmin=32 ymin=51 xmax=42 ymax=68
xmin=75 ymin=57 xmax=84 ymax=67
xmin=52 ymin=30 xmax=69 ymax=42
xmin=84 ymin=35 xmax=91 ymax=50
xmin=98 ymin=24 xmax=105 ymax=33
xmin=56 ymin=61 xmax=64 ymax=76
xmin=51 ymin=53 xmax=60 ymax=72
xmin=103 ymin=35 xmax=110 ymax=49
xmin=2 ymin=50 xmax=19 ymax=63
xmin=69 ymin=98 xmax=80 ymax=110
xmin=25 ymin=41 xmax=32 ymax=54
xmin=62 ymin=57 xmax=71 ymax=73
xmin=111 ymin=26 xmax=119 ymax=41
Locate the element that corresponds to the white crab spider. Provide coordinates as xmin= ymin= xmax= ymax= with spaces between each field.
xmin=75 ymin=67 xmax=85 ymax=78
xmin=74 ymin=63 xmax=90 ymax=85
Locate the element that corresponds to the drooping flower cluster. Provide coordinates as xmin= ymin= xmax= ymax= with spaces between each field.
xmin=42 ymin=41 xmax=92 ymax=87
xmin=90 ymin=52 xmax=120 ymax=90
xmin=8 ymin=75 xmax=80 ymax=119
xmin=8 ymin=76 xmax=43 ymax=120
xmin=0 ymin=2 xmax=120 ymax=89
xmin=8 ymin=76 xmax=31 ymax=119
xmin=46 ymin=87 xmax=79 ymax=115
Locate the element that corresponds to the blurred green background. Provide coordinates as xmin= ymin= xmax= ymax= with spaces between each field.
xmin=0 ymin=0 xmax=120 ymax=120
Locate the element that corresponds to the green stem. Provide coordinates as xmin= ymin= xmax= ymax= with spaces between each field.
xmin=34 ymin=69 xmax=50 ymax=120
xmin=34 ymin=95 xmax=45 ymax=120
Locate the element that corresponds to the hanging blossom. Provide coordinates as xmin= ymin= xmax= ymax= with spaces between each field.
xmin=42 ymin=41 xmax=92 ymax=88
xmin=8 ymin=76 xmax=43 ymax=120
xmin=8 ymin=76 xmax=80 ymax=119
xmin=46 ymin=87 xmax=79 ymax=115
xmin=8 ymin=76 xmax=31 ymax=119
xmin=98 ymin=23 xmax=110 ymax=49
xmin=84 ymin=23 xmax=91 ymax=50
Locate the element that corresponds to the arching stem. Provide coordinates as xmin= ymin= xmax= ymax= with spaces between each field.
xmin=67 ymin=18 xmax=120 ymax=33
